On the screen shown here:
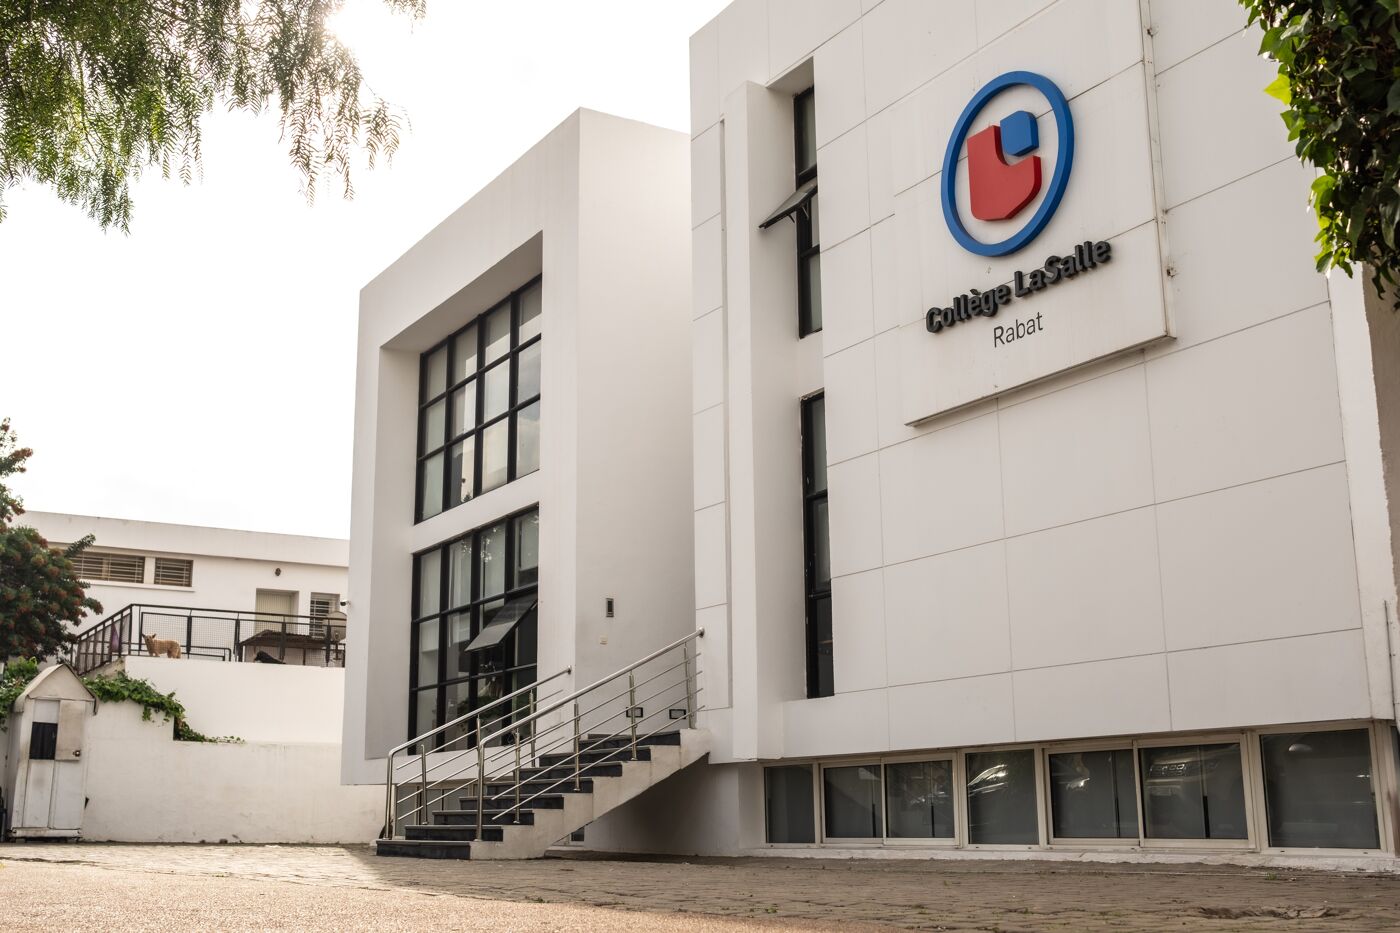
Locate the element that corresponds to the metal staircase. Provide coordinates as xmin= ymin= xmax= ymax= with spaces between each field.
xmin=377 ymin=630 xmax=707 ymax=860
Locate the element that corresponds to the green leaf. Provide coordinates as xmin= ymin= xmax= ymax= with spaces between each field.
xmin=1265 ymin=74 xmax=1293 ymax=105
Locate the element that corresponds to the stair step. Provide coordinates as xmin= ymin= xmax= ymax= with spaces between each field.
xmin=538 ymin=746 xmax=653 ymax=769
xmin=480 ymin=777 xmax=594 ymax=796
xmin=376 ymin=838 xmax=474 ymax=860
xmin=405 ymin=823 xmax=503 ymax=842
xmin=435 ymin=808 xmax=536 ymax=826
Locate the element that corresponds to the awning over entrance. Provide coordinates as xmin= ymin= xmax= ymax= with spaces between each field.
xmin=463 ymin=595 xmax=537 ymax=653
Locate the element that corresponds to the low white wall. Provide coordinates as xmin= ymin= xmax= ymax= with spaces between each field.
xmin=82 ymin=701 xmax=381 ymax=844
xmin=122 ymin=657 xmax=344 ymax=744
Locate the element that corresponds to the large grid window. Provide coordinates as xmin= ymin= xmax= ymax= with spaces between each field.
xmin=794 ymin=88 xmax=821 ymax=336
xmin=410 ymin=508 xmax=539 ymax=746
xmin=416 ymin=277 xmax=542 ymax=522
xmin=801 ymin=394 xmax=832 ymax=698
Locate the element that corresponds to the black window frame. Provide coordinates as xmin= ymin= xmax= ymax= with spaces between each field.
xmin=414 ymin=276 xmax=543 ymax=523
xmin=408 ymin=505 xmax=540 ymax=747
xmin=794 ymin=87 xmax=822 ymax=338
xmin=801 ymin=393 xmax=832 ymax=698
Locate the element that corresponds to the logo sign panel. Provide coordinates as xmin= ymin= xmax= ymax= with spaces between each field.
xmin=941 ymin=71 xmax=1074 ymax=258
xmin=896 ymin=56 xmax=1172 ymax=426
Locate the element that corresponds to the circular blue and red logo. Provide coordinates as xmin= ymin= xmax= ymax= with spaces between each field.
xmin=941 ymin=71 xmax=1074 ymax=257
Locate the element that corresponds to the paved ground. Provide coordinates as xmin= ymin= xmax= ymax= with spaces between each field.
xmin=1 ymin=844 xmax=1399 ymax=931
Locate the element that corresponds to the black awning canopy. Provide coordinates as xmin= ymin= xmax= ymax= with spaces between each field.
xmin=463 ymin=596 xmax=538 ymax=653
xmin=758 ymin=178 xmax=818 ymax=229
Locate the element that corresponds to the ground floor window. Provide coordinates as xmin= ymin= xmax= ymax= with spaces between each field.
xmin=765 ymin=765 xmax=816 ymax=844
xmin=823 ymin=765 xmax=882 ymax=839
xmin=1140 ymin=743 xmax=1247 ymax=841
xmin=965 ymin=749 xmax=1039 ymax=845
xmin=1261 ymin=729 xmax=1378 ymax=849
xmin=885 ymin=760 xmax=955 ymax=839
xmin=761 ymin=725 xmax=1387 ymax=852
xmin=409 ymin=507 xmax=539 ymax=747
xmin=1049 ymin=749 xmax=1138 ymax=840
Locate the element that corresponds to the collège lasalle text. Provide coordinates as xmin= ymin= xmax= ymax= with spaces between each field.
xmin=924 ymin=239 xmax=1113 ymax=336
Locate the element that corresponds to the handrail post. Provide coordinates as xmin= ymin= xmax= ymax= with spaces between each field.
xmin=513 ymin=741 xmax=522 ymax=822
xmin=384 ymin=752 xmax=395 ymax=838
xmin=528 ymin=689 xmax=537 ymax=763
xmin=185 ymin=611 xmax=194 ymax=658
xmin=476 ymin=727 xmax=486 ymax=837
xmin=419 ymin=747 xmax=429 ymax=826
xmin=572 ymin=701 xmax=582 ymax=790
xmin=683 ymin=640 xmax=697 ymax=729
xmin=628 ymin=671 xmax=638 ymax=760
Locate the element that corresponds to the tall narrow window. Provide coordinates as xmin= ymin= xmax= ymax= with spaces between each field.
xmin=794 ymin=88 xmax=821 ymax=336
xmin=410 ymin=508 xmax=539 ymax=746
xmin=801 ymin=394 xmax=832 ymax=698
xmin=415 ymin=278 xmax=542 ymax=522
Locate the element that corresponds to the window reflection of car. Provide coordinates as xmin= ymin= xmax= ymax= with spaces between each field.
xmin=1143 ymin=747 xmax=1232 ymax=798
xmin=1051 ymin=754 xmax=1091 ymax=792
xmin=967 ymin=763 xmax=1011 ymax=798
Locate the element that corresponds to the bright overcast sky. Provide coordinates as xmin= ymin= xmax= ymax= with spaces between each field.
xmin=0 ymin=0 xmax=726 ymax=540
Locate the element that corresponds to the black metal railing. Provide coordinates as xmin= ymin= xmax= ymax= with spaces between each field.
xmin=70 ymin=603 xmax=346 ymax=675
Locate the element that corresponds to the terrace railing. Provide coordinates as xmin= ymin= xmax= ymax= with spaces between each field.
xmin=70 ymin=603 xmax=346 ymax=675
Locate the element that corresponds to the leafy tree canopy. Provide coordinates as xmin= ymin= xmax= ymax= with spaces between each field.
xmin=1241 ymin=0 xmax=1400 ymax=296
xmin=0 ymin=0 xmax=425 ymax=230
xmin=0 ymin=418 xmax=101 ymax=660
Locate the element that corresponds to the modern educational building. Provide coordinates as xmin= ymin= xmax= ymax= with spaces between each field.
xmin=354 ymin=1 xmax=1400 ymax=865
xmin=342 ymin=110 xmax=696 ymax=810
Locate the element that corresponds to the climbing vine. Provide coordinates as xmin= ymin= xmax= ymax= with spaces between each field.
xmin=0 ymin=660 xmax=239 ymax=742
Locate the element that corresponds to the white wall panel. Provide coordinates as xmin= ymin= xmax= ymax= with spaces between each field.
xmin=694 ymin=405 xmax=728 ymax=511
xmin=1146 ymin=305 xmax=1344 ymax=502
xmin=1148 ymin=0 xmax=1249 ymax=73
xmin=693 ymin=308 xmax=726 ymax=413
xmin=769 ymin=0 xmax=862 ymax=81
xmin=999 ymin=365 xmax=1155 ymax=536
xmin=1013 ymin=654 xmax=1171 ymax=742
xmin=861 ymin=0 xmax=977 ymax=115
xmin=1164 ymin=158 xmax=1330 ymax=351
xmin=1157 ymin=464 xmax=1362 ymax=651
xmin=695 ymin=503 xmax=729 ymax=610
xmin=1168 ymin=630 xmax=1371 ymax=732
xmin=827 ymin=452 xmax=884 ymax=578
xmin=887 ymin=674 xmax=1015 ymax=751
xmin=1155 ymin=31 xmax=1293 ymax=208
xmin=812 ymin=21 xmax=867 ymax=147
xmin=1006 ymin=508 xmax=1165 ymax=670
xmin=879 ymin=413 xmax=1003 ymax=564
xmin=883 ymin=541 xmax=1011 ymax=686
xmin=831 ymin=568 xmax=887 ymax=692
xmin=820 ymin=230 xmax=875 ymax=355
xmin=824 ymin=338 xmax=880 ymax=463
xmin=816 ymin=122 xmax=871 ymax=248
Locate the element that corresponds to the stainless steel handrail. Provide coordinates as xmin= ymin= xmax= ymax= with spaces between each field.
xmin=381 ymin=628 xmax=703 ymax=843
xmin=466 ymin=629 xmax=703 ymax=833
xmin=382 ymin=666 xmax=571 ymax=837
xmin=476 ymin=630 xmax=703 ymax=750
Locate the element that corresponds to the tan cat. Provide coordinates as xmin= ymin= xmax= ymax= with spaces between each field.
xmin=142 ymin=632 xmax=182 ymax=659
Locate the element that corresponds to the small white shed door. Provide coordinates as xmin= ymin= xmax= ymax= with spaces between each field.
xmin=19 ymin=699 xmax=59 ymax=828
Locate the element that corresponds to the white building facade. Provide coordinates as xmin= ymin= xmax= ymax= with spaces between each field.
xmin=661 ymin=0 xmax=1400 ymax=862
xmin=342 ymin=110 xmax=694 ymax=788
xmin=352 ymin=1 xmax=1400 ymax=866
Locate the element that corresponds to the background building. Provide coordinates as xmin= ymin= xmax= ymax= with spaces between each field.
xmin=24 ymin=511 xmax=348 ymax=631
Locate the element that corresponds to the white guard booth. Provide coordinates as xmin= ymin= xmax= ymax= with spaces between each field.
xmin=3 ymin=663 xmax=96 ymax=839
